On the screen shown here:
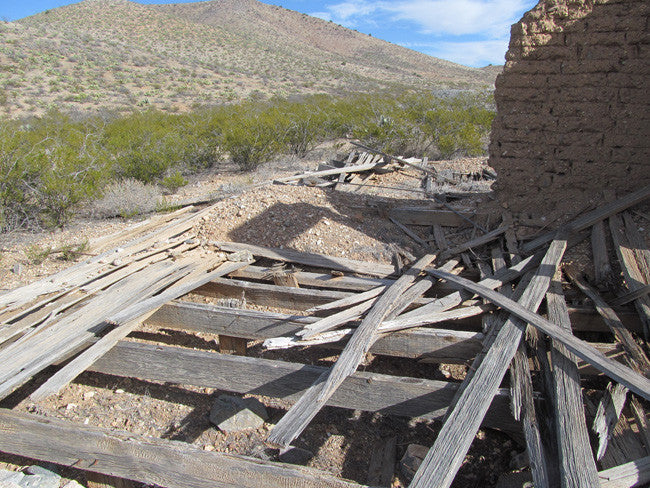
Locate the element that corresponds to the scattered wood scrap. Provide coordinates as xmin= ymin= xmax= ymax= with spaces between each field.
xmin=1 ymin=181 xmax=650 ymax=488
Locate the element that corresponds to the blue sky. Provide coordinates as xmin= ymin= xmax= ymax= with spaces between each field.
xmin=1 ymin=0 xmax=538 ymax=67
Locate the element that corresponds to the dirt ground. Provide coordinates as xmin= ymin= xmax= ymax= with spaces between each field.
xmin=0 ymin=147 xmax=536 ymax=487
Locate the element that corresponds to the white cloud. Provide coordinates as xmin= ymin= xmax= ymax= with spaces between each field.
xmin=425 ymin=39 xmax=511 ymax=66
xmin=311 ymin=0 xmax=535 ymax=66
xmin=383 ymin=0 xmax=528 ymax=37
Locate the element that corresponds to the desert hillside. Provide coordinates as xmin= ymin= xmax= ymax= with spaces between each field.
xmin=0 ymin=0 xmax=499 ymax=117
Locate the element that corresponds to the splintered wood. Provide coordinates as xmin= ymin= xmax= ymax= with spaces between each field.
xmin=1 ymin=184 xmax=650 ymax=488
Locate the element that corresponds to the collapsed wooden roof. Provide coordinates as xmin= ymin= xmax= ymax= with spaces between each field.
xmin=0 ymin=157 xmax=649 ymax=487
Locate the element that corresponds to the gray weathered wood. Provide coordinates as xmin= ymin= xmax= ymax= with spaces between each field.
xmin=623 ymin=213 xmax=650 ymax=284
xmin=389 ymin=217 xmax=430 ymax=248
xmin=565 ymin=265 xmax=650 ymax=375
xmin=611 ymin=285 xmax=650 ymax=307
xmin=367 ymin=436 xmax=396 ymax=487
xmin=592 ymin=221 xmax=612 ymax=284
xmin=274 ymin=160 xmax=386 ymax=184
xmin=409 ymin=239 xmax=567 ymax=488
xmin=228 ymin=265 xmax=393 ymax=292
xmin=0 ymin=408 xmax=366 ymax=488
xmin=598 ymin=456 xmax=650 ymax=488
xmin=268 ymin=254 xmax=436 ymax=447
xmin=306 ymin=286 xmax=386 ymax=313
xmin=522 ymin=184 xmax=650 ymax=253
xmin=213 ymin=241 xmax=396 ymax=278
xmin=439 ymin=225 xmax=508 ymax=260
xmin=90 ymin=341 xmax=517 ymax=431
xmin=546 ymin=271 xmax=601 ymax=488
xmin=427 ymin=268 xmax=650 ymax=400
xmin=388 ymin=207 xmax=475 ymax=227
xmin=148 ymin=301 xmax=485 ymax=363
xmin=29 ymin=260 xmax=251 ymax=401
xmin=594 ymin=383 xmax=629 ymax=461
xmin=609 ymin=213 xmax=650 ymax=340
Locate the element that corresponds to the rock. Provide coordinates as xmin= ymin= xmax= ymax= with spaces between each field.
xmin=209 ymin=394 xmax=268 ymax=432
xmin=279 ymin=446 xmax=314 ymax=465
xmin=61 ymin=481 xmax=86 ymax=488
xmin=19 ymin=465 xmax=61 ymax=488
xmin=0 ymin=469 xmax=25 ymax=485
xmin=400 ymin=444 xmax=429 ymax=481
xmin=12 ymin=263 xmax=24 ymax=275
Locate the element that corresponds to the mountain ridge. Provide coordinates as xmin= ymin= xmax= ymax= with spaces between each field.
xmin=0 ymin=0 xmax=500 ymax=117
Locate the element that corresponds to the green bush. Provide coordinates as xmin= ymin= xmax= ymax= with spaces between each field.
xmin=0 ymin=89 xmax=495 ymax=231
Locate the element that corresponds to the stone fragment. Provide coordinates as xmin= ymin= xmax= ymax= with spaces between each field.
xmin=209 ymin=394 xmax=268 ymax=432
xmin=12 ymin=263 xmax=23 ymax=275
xmin=0 ymin=469 xmax=25 ymax=485
xmin=62 ymin=481 xmax=86 ymax=488
xmin=279 ymin=446 xmax=314 ymax=465
xmin=18 ymin=465 xmax=61 ymax=488
xmin=399 ymin=444 xmax=429 ymax=481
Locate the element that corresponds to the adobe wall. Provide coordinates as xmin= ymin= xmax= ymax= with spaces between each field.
xmin=489 ymin=0 xmax=649 ymax=222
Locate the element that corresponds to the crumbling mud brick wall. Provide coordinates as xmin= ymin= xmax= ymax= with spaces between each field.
xmin=489 ymin=0 xmax=649 ymax=222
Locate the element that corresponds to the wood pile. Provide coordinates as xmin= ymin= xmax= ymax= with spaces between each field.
xmin=0 ymin=164 xmax=649 ymax=487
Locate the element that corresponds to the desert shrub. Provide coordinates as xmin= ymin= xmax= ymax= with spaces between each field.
xmin=217 ymin=102 xmax=283 ymax=170
xmin=0 ymin=111 xmax=108 ymax=230
xmin=161 ymin=171 xmax=188 ymax=193
xmin=92 ymin=178 xmax=163 ymax=218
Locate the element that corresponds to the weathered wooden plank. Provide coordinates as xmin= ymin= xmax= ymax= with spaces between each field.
xmin=307 ymin=286 xmax=386 ymax=313
xmin=546 ymin=270 xmax=601 ymax=488
xmin=228 ymin=265 xmax=393 ymax=292
xmin=521 ymin=184 xmax=650 ymax=253
xmin=90 ymin=341 xmax=517 ymax=431
xmin=611 ymin=285 xmax=650 ymax=307
xmin=427 ymin=268 xmax=650 ymax=400
xmin=592 ymin=221 xmax=612 ymax=284
xmin=273 ymin=160 xmax=386 ymax=184
xmin=594 ymin=383 xmax=629 ymax=461
xmin=268 ymin=254 xmax=437 ymax=447
xmin=29 ymin=260 xmax=251 ymax=401
xmin=213 ymin=241 xmax=396 ymax=278
xmin=196 ymin=278 xmax=351 ymax=310
xmin=623 ymin=213 xmax=650 ymax=284
xmin=367 ymin=436 xmax=396 ymax=487
xmin=598 ymin=456 xmax=650 ymax=488
xmin=439 ymin=225 xmax=509 ymax=260
xmin=0 ymin=259 xmax=196 ymax=400
xmin=0 ymin=409 xmax=366 ymax=488
xmin=409 ymin=239 xmax=567 ymax=488
xmin=389 ymin=217 xmax=430 ymax=248
xmin=565 ymin=265 xmax=650 ymax=375
xmin=387 ymin=207 xmax=474 ymax=227
xmin=147 ymin=301 xmax=485 ymax=363
xmin=609 ymin=213 xmax=650 ymax=340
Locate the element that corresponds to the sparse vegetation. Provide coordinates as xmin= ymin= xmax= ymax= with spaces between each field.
xmin=0 ymin=90 xmax=494 ymax=232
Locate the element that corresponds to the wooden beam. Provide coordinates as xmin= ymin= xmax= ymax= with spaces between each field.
xmin=387 ymin=207 xmax=475 ymax=227
xmin=610 ymin=213 xmax=650 ymax=340
xmin=427 ymin=268 xmax=650 ymax=400
xmin=212 ymin=242 xmax=397 ymax=278
xmin=147 ymin=301 xmax=485 ymax=363
xmin=521 ymin=184 xmax=650 ymax=253
xmin=598 ymin=456 xmax=650 ymax=488
xmin=268 ymin=255 xmax=437 ymax=447
xmin=273 ymin=160 xmax=386 ymax=184
xmin=565 ymin=265 xmax=650 ymax=375
xmin=592 ymin=221 xmax=612 ymax=284
xmin=547 ymin=270 xmax=601 ymax=488
xmin=0 ymin=409 xmax=366 ymax=488
xmin=89 ymin=341 xmax=517 ymax=432
xmin=409 ymin=239 xmax=567 ymax=488
xmin=439 ymin=225 xmax=509 ymax=260
xmin=228 ymin=265 xmax=393 ymax=292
